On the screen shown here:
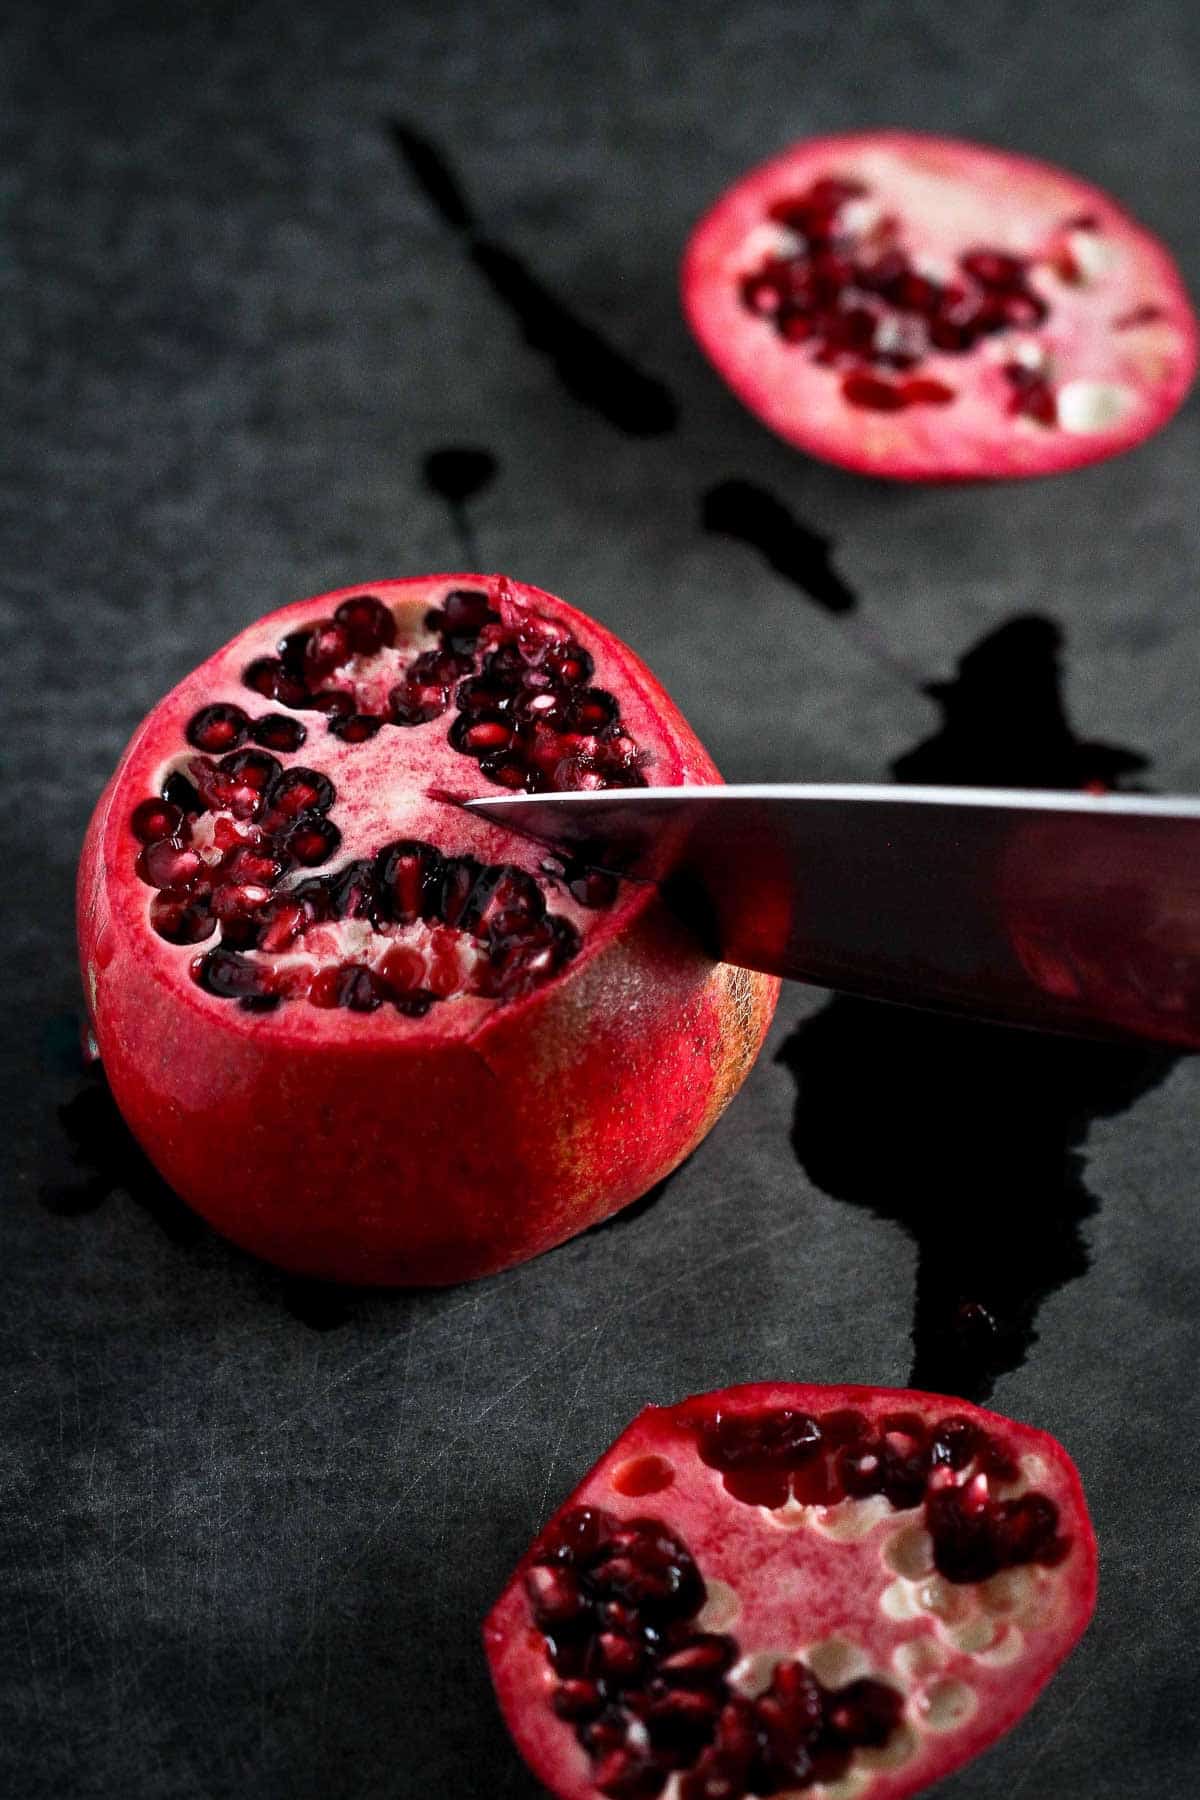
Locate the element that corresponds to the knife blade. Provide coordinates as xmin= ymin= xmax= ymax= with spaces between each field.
xmin=465 ymin=784 xmax=1200 ymax=1048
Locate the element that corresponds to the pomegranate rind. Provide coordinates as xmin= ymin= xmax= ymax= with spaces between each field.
xmin=77 ymin=575 xmax=778 ymax=1285
xmin=485 ymin=1381 xmax=1097 ymax=1800
xmin=682 ymin=130 xmax=1198 ymax=480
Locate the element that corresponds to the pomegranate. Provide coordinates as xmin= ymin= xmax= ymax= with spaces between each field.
xmin=682 ymin=131 xmax=1197 ymax=480
xmin=486 ymin=1382 xmax=1096 ymax=1800
xmin=77 ymin=576 xmax=778 ymax=1285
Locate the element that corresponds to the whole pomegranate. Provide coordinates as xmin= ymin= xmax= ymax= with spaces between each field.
xmin=77 ymin=576 xmax=778 ymax=1285
xmin=683 ymin=130 xmax=1197 ymax=479
xmin=486 ymin=1382 xmax=1096 ymax=1800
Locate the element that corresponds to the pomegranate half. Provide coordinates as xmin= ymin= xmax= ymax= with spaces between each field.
xmin=486 ymin=1382 xmax=1096 ymax=1800
xmin=683 ymin=130 xmax=1197 ymax=480
xmin=77 ymin=576 xmax=778 ymax=1285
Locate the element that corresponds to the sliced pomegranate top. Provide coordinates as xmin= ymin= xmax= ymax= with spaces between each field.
xmin=683 ymin=131 xmax=1197 ymax=479
xmin=106 ymin=575 xmax=712 ymax=1038
xmin=486 ymin=1382 xmax=1096 ymax=1800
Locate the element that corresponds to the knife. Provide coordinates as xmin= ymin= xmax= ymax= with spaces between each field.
xmin=465 ymin=783 xmax=1200 ymax=1049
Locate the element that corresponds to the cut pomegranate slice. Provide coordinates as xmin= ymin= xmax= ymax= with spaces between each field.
xmin=76 ymin=576 xmax=778 ymax=1285
xmin=486 ymin=1382 xmax=1096 ymax=1800
xmin=683 ymin=131 xmax=1197 ymax=480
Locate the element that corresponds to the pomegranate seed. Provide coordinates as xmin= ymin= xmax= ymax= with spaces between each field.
xmin=250 ymin=713 xmax=306 ymax=752
xmin=285 ymin=817 xmax=341 ymax=866
xmin=778 ymin=310 xmax=815 ymax=343
xmin=659 ymin=1637 xmax=736 ymax=1683
xmin=741 ymin=273 xmax=784 ymax=316
xmin=961 ymin=248 xmax=1028 ymax=289
xmin=901 ymin=376 xmax=956 ymax=405
xmin=186 ymin=703 xmax=249 ymax=753
xmin=242 ymin=658 xmax=310 ymax=708
xmin=304 ymin=620 xmax=352 ymax=678
xmin=191 ymin=947 xmax=269 ymax=1001
xmin=270 ymin=767 xmax=335 ymax=817
xmin=462 ymin=720 xmax=513 ymax=752
xmin=894 ymin=272 xmax=943 ymax=314
xmin=378 ymin=943 xmax=425 ymax=993
xmin=137 ymin=837 xmax=203 ymax=889
xmin=390 ymin=683 xmax=449 ymax=726
xmin=441 ymin=587 xmax=497 ymax=634
xmin=131 ymin=798 xmax=186 ymax=843
xmin=311 ymin=689 xmax=354 ymax=718
xmin=525 ymin=1564 xmax=586 ymax=1627
xmin=149 ymin=888 xmax=215 ymax=945
xmin=553 ymin=1681 xmax=606 ymax=1722
xmin=327 ymin=711 xmax=384 ymax=744
xmin=332 ymin=594 xmax=396 ymax=653
xmin=841 ymin=371 xmax=906 ymax=411
xmin=258 ymin=900 xmax=310 ymax=952
xmin=161 ymin=770 xmax=203 ymax=815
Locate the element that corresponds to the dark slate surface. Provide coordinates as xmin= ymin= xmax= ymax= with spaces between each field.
xmin=3 ymin=2 xmax=1199 ymax=1796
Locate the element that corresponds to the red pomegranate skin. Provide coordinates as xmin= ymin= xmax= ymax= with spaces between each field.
xmin=486 ymin=1382 xmax=1097 ymax=1800
xmin=77 ymin=576 xmax=779 ymax=1286
xmin=683 ymin=130 xmax=1198 ymax=481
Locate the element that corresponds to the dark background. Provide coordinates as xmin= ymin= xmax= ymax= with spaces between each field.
xmin=4 ymin=2 xmax=1200 ymax=1796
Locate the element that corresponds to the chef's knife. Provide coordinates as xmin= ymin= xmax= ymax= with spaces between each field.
xmin=465 ymin=784 xmax=1200 ymax=1049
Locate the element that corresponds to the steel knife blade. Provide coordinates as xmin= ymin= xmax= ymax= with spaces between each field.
xmin=465 ymin=783 xmax=1200 ymax=1048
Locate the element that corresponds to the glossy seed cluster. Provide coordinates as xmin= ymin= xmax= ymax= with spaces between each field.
xmin=240 ymin=588 xmax=646 ymax=794
xmin=129 ymin=590 xmax=631 ymax=1012
xmin=526 ymin=1505 xmax=903 ymax=1800
xmin=689 ymin=1407 xmax=1070 ymax=1582
xmin=739 ymin=175 xmax=1084 ymax=423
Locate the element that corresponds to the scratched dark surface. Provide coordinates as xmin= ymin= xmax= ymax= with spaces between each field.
xmin=4 ymin=1 xmax=1200 ymax=1796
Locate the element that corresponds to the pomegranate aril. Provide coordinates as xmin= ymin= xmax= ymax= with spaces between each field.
xmin=930 ymin=1415 xmax=982 ymax=1470
xmin=695 ymin=1407 xmax=822 ymax=1471
xmin=258 ymin=899 xmax=314 ymax=952
xmin=593 ymin=1748 xmax=667 ymax=1800
xmin=741 ymin=273 xmax=785 ymax=317
xmin=150 ymin=888 xmax=215 ymax=945
xmin=304 ymin=620 xmax=352 ymax=678
xmin=390 ymin=684 xmax=449 ymax=726
xmin=328 ymin=858 xmax=381 ymax=921
xmin=538 ymin=1505 xmax=616 ymax=1566
xmin=185 ymin=703 xmax=250 ymax=753
xmin=218 ymin=749 xmax=282 ymax=791
xmin=242 ymin=658 xmax=311 ymax=708
xmin=526 ymin=1564 xmax=587 ymax=1628
xmin=393 ymin=991 xmax=435 ymax=1019
xmin=462 ymin=719 xmax=514 ymax=752
xmin=327 ymin=711 xmax=384 ymax=743
xmin=902 ymin=376 xmax=956 ymax=405
xmin=961 ymin=248 xmax=1028 ymax=289
xmin=378 ymin=943 xmax=426 ymax=994
xmin=837 ymin=1442 xmax=884 ymax=1497
xmin=376 ymin=840 xmax=444 ymax=923
xmin=441 ymin=587 xmax=497 ymax=635
xmin=311 ymin=689 xmax=354 ymax=718
xmin=842 ymin=371 xmax=906 ymax=411
xmin=596 ymin=1632 xmax=644 ymax=1682
xmin=332 ymin=594 xmax=396 ymax=653
xmin=137 ymin=837 xmax=202 ymax=889
xmin=659 ymin=1638 xmax=736 ymax=1684
xmin=161 ymin=770 xmax=203 ymax=815
xmin=192 ymin=947 xmax=269 ymax=1000
xmin=269 ymin=767 xmax=335 ymax=817
xmin=553 ymin=1681 xmax=607 ymax=1723
xmin=250 ymin=713 xmax=307 ymax=752
xmin=285 ymin=816 xmax=341 ymax=866
xmin=131 ymin=799 xmax=186 ymax=843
